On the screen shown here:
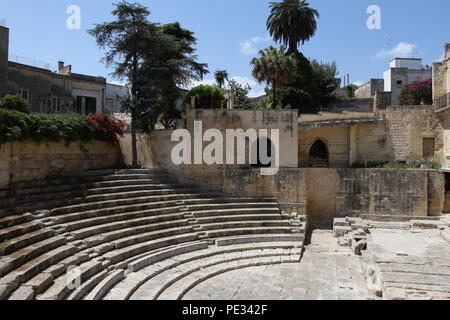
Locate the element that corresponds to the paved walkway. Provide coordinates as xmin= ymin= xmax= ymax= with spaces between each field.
xmin=183 ymin=230 xmax=371 ymax=300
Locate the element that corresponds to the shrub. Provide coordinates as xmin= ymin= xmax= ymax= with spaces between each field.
xmin=0 ymin=94 xmax=29 ymax=113
xmin=398 ymin=79 xmax=432 ymax=105
xmin=89 ymin=114 xmax=125 ymax=142
xmin=187 ymin=85 xmax=225 ymax=109
xmin=0 ymin=109 xmax=124 ymax=145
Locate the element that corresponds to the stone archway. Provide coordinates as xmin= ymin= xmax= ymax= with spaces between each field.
xmin=309 ymin=139 xmax=329 ymax=167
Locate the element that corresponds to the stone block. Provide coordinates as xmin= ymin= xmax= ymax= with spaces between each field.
xmin=333 ymin=226 xmax=352 ymax=237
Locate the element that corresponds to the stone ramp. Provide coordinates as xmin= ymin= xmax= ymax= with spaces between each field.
xmin=367 ymin=228 xmax=450 ymax=300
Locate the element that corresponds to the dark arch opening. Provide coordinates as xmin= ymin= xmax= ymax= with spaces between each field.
xmin=309 ymin=139 xmax=329 ymax=167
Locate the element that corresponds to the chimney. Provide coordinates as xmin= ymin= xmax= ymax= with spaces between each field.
xmin=0 ymin=26 xmax=9 ymax=97
xmin=57 ymin=61 xmax=72 ymax=75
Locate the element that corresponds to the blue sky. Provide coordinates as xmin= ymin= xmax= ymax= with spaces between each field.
xmin=1 ymin=0 xmax=449 ymax=96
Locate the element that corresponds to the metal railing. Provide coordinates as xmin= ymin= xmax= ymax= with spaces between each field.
xmin=435 ymin=93 xmax=449 ymax=112
xmin=9 ymin=54 xmax=52 ymax=70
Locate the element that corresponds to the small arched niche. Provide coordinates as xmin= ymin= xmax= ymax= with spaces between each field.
xmin=309 ymin=139 xmax=329 ymax=167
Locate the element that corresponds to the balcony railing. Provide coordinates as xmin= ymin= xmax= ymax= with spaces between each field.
xmin=9 ymin=54 xmax=52 ymax=70
xmin=435 ymin=93 xmax=450 ymax=112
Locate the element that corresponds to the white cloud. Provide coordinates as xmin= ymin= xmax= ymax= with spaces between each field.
xmin=239 ymin=35 xmax=271 ymax=55
xmin=374 ymin=42 xmax=418 ymax=59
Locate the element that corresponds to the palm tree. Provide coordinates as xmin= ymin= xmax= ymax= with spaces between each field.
xmin=214 ymin=70 xmax=229 ymax=89
xmin=251 ymin=46 xmax=297 ymax=107
xmin=267 ymin=0 xmax=319 ymax=54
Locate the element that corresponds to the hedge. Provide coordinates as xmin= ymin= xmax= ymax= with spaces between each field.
xmin=0 ymin=108 xmax=124 ymax=145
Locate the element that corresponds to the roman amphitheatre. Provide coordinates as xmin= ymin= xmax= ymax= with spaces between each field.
xmin=1 ymin=0 xmax=450 ymax=301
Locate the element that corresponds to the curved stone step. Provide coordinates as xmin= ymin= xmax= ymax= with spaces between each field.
xmin=81 ymin=220 xmax=190 ymax=249
xmin=205 ymin=227 xmax=301 ymax=239
xmin=103 ymin=233 xmax=199 ymax=265
xmin=128 ymin=247 xmax=302 ymax=300
xmin=0 ymin=221 xmax=42 ymax=243
xmin=0 ymin=229 xmax=54 ymax=256
xmin=195 ymin=214 xmax=287 ymax=224
xmin=0 ymin=244 xmax=78 ymax=298
xmin=67 ymin=212 xmax=187 ymax=239
xmin=0 ymin=236 xmax=68 ymax=278
xmin=173 ymin=255 xmax=301 ymax=301
xmin=51 ymin=193 xmax=202 ymax=215
xmin=0 ymin=214 xmax=34 ymax=230
xmin=105 ymin=242 xmax=299 ymax=301
xmin=191 ymin=208 xmax=280 ymax=218
xmin=215 ymin=234 xmax=305 ymax=246
xmin=199 ymin=220 xmax=293 ymax=231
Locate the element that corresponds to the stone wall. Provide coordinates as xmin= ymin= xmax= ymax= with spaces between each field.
xmin=381 ymin=106 xmax=444 ymax=163
xmin=0 ymin=26 xmax=8 ymax=97
xmin=355 ymin=79 xmax=384 ymax=99
xmin=0 ymin=140 xmax=123 ymax=189
xmin=170 ymin=168 xmax=445 ymax=226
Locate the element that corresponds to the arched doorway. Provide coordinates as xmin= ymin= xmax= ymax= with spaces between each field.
xmin=309 ymin=139 xmax=329 ymax=167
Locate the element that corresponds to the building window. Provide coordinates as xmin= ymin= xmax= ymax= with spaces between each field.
xmin=423 ymin=138 xmax=435 ymax=159
xmin=396 ymin=80 xmax=403 ymax=89
xmin=19 ymin=89 xmax=29 ymax=102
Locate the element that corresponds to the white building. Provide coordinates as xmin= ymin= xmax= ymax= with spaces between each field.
xmin=383 ymin=58 xmax=432 ymax=106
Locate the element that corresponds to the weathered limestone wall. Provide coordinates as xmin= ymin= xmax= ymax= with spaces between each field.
xmin=175 ymin=168 xmax=444 ymax=226
xmin=355 ymin=79 xmax=384 ymax=99
xmin=0 ymin=141 xmax=123 ymax=189
xmin=186 ymin=109 xmax=299 ymax=168
xmin=128 ymin=129 xmax=445 ymax=224
xmin=381 ymin=106 xmax=444 ymax=163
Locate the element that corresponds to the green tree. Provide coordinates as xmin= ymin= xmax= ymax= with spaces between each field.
xmin=214 ymin=70 xmax=229 ymax=89
xmin=226 ymin=79 xmax=252 ymax=109
xmin=267 ymin=0 xmax=319 ymax=54
xmin=251 ymin=46 xmax=297 ymax=107
xmin=88 ymin=1 xmax=169 ymax=167
xmin=0 ymin=94 xmax=29 ymax=113
xmin=139 ymin=22 xmax=208 ymax=130
xmin=187 ymin=85 xmax=225 ymax=109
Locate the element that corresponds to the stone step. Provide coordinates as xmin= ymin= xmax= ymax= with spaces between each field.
xmin=51 ymin=193 xmax=224 ymax=215
xmin=215 ymin=235 xmax=305 ymax=247
xmin=128 ymin=248 xmax=301 ymax=301
xmin=77 ymin=219 xmax=189 ymax=247
xmin=195 ymin=214 xmax=286 ymax=224
xmin=0 ymin=229 xmax=55 ymax=256
xmin=0 ymin=244 xmax=78 ymax=297
xmin=68 ymin=212 xmax=187 ymax=239
xmin=0 ymin=221 xmax=42 ymax=243
xmin=52 ymin=200 xmax=184 ymax=224
xmin=111 ymin=225 xmax=193 ymax=250
xmin=168 ymin=254 xmax=301 ymax=300
xmin=84 ymin=269 xmax=125 ymax=300
xmin=0 ymin=236 xmax=67 ymax=278
xmin=85 ymin=184 xmax=198 ymax=196
xmin=66 ymin=270 xmax=110 ymax=300
xmin=59 ymin=206 xmax=183 ymax=233
xmin=187 ymin=202 xmax=280 ymax=212
xmin=205 ymin=227 xmax=300 ymax=239
xmin=36 ymin=260 xmax=103 ymax=300
xmin=200 ymin=220 xmax=292 ymax=231
xmin=0 ymin=214 xmax=34 ymax=230
xmin=191 ymin=207 xmax=281 ymax=218
xmin=103 ymin=233 xmax=199 ymax=265
xmin=107 ymin=243 xmax=301 ymax=301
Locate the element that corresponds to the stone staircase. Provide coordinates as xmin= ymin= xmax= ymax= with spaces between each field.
xmin=0 ymin=169 xmax=306 ymax=300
